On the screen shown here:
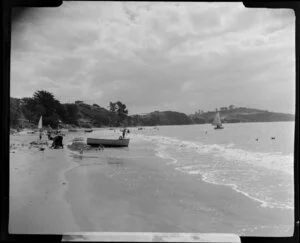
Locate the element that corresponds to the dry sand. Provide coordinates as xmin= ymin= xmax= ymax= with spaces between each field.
xmin=9 ymin=134 xmax=80 ymax=234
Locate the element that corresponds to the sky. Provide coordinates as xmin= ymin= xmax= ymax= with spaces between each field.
xmin=11 ymin=2 xmax=295 ymax=115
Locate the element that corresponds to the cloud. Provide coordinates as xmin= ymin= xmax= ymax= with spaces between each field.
xmin=11 ymin=2 xmax=295 ymax=114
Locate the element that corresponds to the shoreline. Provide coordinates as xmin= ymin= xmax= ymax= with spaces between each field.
xmin=63 ymin=139 xmax=293 ymax=236
xmin=9 ymin=131 xmax=294 ymax=236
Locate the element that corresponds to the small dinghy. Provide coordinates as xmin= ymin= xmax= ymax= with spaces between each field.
xmin=87 ymin=138 xmax=130 ymax=147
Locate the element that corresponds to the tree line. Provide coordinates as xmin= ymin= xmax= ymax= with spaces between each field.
xmin=10 ymin=90 xmax=129 ymax=129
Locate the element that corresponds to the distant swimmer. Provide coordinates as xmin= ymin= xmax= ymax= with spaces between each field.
xmin=271 ymin=137 xmax=275 ymax=140
xmin=256 ymin=138 xmax=259 ymax=141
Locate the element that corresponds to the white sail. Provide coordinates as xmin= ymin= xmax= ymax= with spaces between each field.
xmin=212 ymin=112 xmax=222 ymax=126
xmin=38 ymin=116 xmax=43 ymax=129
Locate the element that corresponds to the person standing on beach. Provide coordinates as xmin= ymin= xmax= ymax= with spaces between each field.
xmin=122 ymin=128 xmax=127 ymax=138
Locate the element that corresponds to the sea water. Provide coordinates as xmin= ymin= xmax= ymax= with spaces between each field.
xmin=128 ymin=122 xmax=294 ymax=210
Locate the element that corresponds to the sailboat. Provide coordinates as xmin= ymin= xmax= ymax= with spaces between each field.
xmin=38 ymin=116 xmax=43 ymax=140
xmin=38 ymin=116 xmax=43 ymax=130
xmin=212 ymin=112 xmax=224 ymax=129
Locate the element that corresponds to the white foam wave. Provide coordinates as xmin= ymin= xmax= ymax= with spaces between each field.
xmin=132 ymin=134 xmax=293 ymax=175
xmin=201 ymin=171 xmax=293 ymax=210
xmin=131 ymin=133 xmax=294 ymax=210
xmin=155 ymin=145 xmax=178 ymax=164
xmin=176 ymin=166 xmax=293 ymax=210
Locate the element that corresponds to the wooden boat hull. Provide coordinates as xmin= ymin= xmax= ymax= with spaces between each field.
xmin=87 ymin=138 xmax=130 ymax=147
xmin=84 ymin=129 xmax=93 ymax=133
xmin=214 ymin=126 xmax=224 ymax=129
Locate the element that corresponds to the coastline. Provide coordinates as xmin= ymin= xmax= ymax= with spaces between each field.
xmin=64 ymin=138 xmax=293 ymax=236
xmin=9 ymin=131 xmax=294 ymax=236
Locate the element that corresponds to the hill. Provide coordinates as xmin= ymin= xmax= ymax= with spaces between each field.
xmin=189 ymin=107 xmax=295 ymax=124
xmin=130 ymin=111 xmax=193 ymax=126
xmin=10 ymin=92 xmax=295 ymax=129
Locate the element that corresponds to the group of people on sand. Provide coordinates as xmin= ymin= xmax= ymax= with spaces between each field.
xmin=38 ymin=125 xmax=64 ymax=149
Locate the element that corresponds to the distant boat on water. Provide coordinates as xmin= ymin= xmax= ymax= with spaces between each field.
xmin=212 ymin=112 xmax=224 ymax=129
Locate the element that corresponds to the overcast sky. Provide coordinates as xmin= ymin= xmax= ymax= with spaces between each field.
xmin=11 ymin=2 xmax=295 ymax=115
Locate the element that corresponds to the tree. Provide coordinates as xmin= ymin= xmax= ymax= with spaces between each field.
xmin=21 ymin=90 xmax=64 ymax=128
xmin=21 ymin=97 xmax=37 ymax=122
xmin=116 ymin=101 xmax=128 ymax=118
xmin=56 ymin=101 xmax=68 ymax=123
xmin=64 ymin=103 xmax=78 ymax=125
xmin=108 ymin=101 xmax=129 ymax=126
xmin=33 ymin=90 xmax=57 ymax=117
xmin=229 ymin=105 xmax=235 ymax=110
xmin=10 ymin=98 xmax=21 ymax=127
xmin=108 ymin=102 xmax=117 ymax=113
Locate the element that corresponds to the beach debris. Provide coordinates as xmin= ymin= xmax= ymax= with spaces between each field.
xmin=72 ymin=137 xmax=84 ymax=142
xmin=39 ymin=147 xmax=45 ymax=151
xmin=67 ymin=140 xmax=103 ymax=153
xmin=30 ymin=140 xmax=48 ymax=145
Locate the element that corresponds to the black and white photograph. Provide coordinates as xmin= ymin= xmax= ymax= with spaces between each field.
xmin=9 ymin=1 xmax=295 ymax=239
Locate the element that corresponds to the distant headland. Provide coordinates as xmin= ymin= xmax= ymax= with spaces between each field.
xmin=10 ymin=90 xmax=295 ymax=129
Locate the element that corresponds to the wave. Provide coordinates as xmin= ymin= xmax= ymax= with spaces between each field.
xmin=131 ymin=133 xmax=294 ymax=210
xmin=132 ymin=134 xmax=293 ymax=175
xmin=175 ymin=166 xmax=293 ymax=210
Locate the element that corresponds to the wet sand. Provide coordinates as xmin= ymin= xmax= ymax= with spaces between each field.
xmin=9 ymin=132 xmax=294 ymax=236
xmin=65 ymin=147 xmax=294 ymax=236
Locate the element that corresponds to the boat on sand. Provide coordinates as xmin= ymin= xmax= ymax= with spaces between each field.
xmin=87 ymin=138 xmax=130 ymax=147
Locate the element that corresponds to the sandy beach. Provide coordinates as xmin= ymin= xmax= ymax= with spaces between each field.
xmin=9 ymin=129 xmax=294 ymax=236
xmin=9 ymin=133 xmax=80 ymax=234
